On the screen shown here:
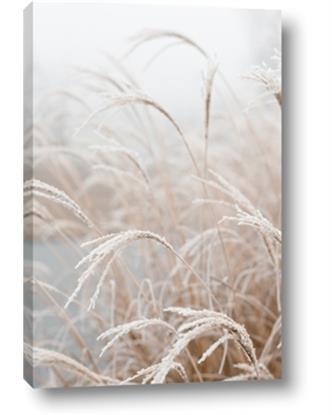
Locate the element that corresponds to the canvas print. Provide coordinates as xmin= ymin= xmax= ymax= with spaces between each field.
xmin=24 ymin=3 xmax=282 ymax=388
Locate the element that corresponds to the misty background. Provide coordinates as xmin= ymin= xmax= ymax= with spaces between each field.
xmin=33 ymin=4 xmax=281 ymax=123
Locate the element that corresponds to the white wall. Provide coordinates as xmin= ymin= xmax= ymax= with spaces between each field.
xmin=0 ymin=0 xmax=332 ymax=413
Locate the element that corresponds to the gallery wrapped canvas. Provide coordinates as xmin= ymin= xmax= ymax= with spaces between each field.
xmin=24 ymin=3 xmax=282 ymax=388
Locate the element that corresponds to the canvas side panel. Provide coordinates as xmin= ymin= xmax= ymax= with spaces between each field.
xmin=23 ymin=2 xmax=34 ymax=388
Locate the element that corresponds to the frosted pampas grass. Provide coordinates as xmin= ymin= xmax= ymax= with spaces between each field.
xmin=97 ymin=318 xmax=175 ymax=357
xmin=125 ymin=307 xmax=259 ymax=384
xmin=75 ymin=92 xmax=200 ymax=174
xmin=203 ymin=61 xmax=219 ymax=175
xmin=24 ymin=179 xmax=93 ymax=228
xmin=65 ymin=230 xmax=216 ymax=310
xmin=125 ymin=29 xmax=209 ymax=60
xmin=64 ymin=230 xmax=178 ymax=309
xmin=197 ymin=332 xmax=232 ymax=364
xmin=244 ymin=50 xmax=282 ymax=106
xmin=195 ymin=169 xmax=281 ymax=244
xmin=25 ymin=344 xmax=117 ymax=386
xmin=166 ymin=307 xmax=258 ymax=369
xmin=90 ymin=143 xmax=149 ymax=184
xmin=221 ymin=205 xmax=282 ymax=244
xmin=95 ymin=307 xmax=259 ymax=384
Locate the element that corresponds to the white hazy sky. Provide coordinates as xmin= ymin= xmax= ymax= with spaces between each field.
xmin=33 ymin=3 xmax=281 ymax=120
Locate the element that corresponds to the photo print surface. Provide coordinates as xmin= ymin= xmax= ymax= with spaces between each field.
xmin=24 ymin=3 xmax=282 ymax=388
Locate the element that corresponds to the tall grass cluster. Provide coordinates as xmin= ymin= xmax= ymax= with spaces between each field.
xmin=24 ymin=29 xmax=281 ymax=387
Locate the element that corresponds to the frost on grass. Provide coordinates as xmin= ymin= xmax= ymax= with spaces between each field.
xmin=25 ymin=26 xmax=282 ymax=387
xmin=24 ymin=179 xmax=93 ymax=228
xmin=244 ymin=50 xmax=282 ymax=105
